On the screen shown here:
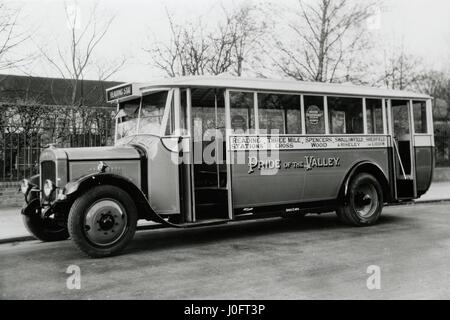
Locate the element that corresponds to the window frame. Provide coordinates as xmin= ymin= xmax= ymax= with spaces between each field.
xmin=302 ymin=93 xmax=327 ymax=136
xmin=228 ymin=89 xmax=258 ymax=135
xmin=138 ymin=88 xmax=173 ymax=137
xmin=326 ymin=95 xmax=365 ymax=135
xmin=411 ymin=99 xmax=430 ymax=135
xmin=365 ymin=97 xmax=387 ymax=135
xmin=256 ymin=91 xmax=303 ymax=135
xmin=390 ymin=99 xmax=413 ymax=138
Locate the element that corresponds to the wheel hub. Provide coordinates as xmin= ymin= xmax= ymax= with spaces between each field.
xmin=84 ymin=199 xmax=128 ymax=247
xmin=98 ymin=213 xmax=115 ymax=231
xmin=354 ymin=184 xmax=378 ymax=218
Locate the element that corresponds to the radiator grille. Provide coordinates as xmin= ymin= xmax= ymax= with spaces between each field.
xmin=40 ymin=160 xmax=56 ymax=200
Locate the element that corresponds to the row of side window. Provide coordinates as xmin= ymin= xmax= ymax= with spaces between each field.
xmin=229 ymin=92 xmax=428 ymax=135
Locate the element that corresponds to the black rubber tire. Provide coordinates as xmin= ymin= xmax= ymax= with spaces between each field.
xmin=336 ymin=173 xmax=383 ymax=227
xmin=68 ymin=185 xmax=138 ymax=258
xmin=23 ymin=214 xmax=69 ymax=242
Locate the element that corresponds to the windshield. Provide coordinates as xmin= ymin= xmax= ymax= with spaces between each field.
xmin=116 ymin=91 xmax=169 ymax=141
xmin=139 ymin=91 xmax=168 ymax=135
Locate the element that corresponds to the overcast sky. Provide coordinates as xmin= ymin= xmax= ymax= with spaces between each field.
xmin=5 ymin=0 xmax=450 ymax=82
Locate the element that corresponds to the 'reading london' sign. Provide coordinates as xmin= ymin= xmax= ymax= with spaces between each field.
xmin=107 ymin=84 xmax=133 ymax=102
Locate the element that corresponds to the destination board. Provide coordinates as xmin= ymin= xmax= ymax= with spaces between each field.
xmin=229 ymin=135 xmax=389 ymax=151
xmin=107 ymin=84 xmax=133 ymax=102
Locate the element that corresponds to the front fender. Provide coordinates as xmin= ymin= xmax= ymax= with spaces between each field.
xmin=24 ymin=174 xmax=40 ymax=204
xmin=64 ymin=173 xmax=137 ymax=197
xmin=63 ymin=173 xmax=165 ymax=223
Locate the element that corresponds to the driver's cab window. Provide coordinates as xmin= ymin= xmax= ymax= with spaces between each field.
xmin=139 ymin=91 xmax=169 ymax=136
xmin=116 ymin=98 xmax=140 ymax=140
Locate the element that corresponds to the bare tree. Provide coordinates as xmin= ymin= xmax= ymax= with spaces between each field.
xmin=0 ymin=2 xmax=32 ymax=71
xmin=38 ymin=2 xmax=125 ymax=107
xmin=218 ymin=4 xmax=267 ymax=76
xmin=417 ymin=71 xmax=450 ymax=100
xmin=377 ymin=42 xmax=424 ymax=90
xmin=271 ymin=0 xmax=378 ymax=83
xmin=145 ymin=4 xmax=266 ymax=77
xmin=416 ymin=71 xmax=450 ymax=119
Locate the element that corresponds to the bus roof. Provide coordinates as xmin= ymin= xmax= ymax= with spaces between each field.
xmin=108 ymin=76 xmax=432 ymax=102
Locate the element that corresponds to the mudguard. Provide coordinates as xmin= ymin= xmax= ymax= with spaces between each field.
xmin=63 ymin=173 xmax=182 ymax=228
xmin=340 ymin=161 xmax=391 ymax=204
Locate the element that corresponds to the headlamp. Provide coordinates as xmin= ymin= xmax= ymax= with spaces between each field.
xmin=20 ymin=179 xmax=30 ymax=194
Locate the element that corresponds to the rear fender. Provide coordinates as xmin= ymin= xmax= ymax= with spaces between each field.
xmin=340 ymin=161 xmax=391 ymax=204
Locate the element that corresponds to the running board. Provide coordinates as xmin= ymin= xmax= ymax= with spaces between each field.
xmin=180 ymin=219 xmax=230 ymax=228
xmin=137 ymin=219 xmax=230 ymax=231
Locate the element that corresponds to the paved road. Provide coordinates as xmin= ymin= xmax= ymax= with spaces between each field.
xmin=1 ymin=202 xmax=450 ymax=300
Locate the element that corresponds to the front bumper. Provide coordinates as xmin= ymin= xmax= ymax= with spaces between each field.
xmin=21 ymin=197 xmax=70 ymax=220
xmin=21 ymin=199 xmax=41 ymax=217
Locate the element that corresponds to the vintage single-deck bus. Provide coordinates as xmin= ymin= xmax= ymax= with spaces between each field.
xmin=20 ymin=77 xmax=434 ymax=257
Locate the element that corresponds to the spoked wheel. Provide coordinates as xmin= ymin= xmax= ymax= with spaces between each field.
xmin=337 ymin=173 xmax=383 ymax=227
xmin=68 ymin=185 xmax=138 ymax=258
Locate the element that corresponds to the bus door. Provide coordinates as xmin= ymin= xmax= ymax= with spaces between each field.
xmin=190 ymin=88 xmax=229 ymax=221
xmin=390 ymin=99 xmax=417 ymax=199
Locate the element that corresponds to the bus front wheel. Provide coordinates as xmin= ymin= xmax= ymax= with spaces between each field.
xmin=337 ymin=173 xmax=383 ymax=227
xmin=68 ymin=185 xmax=138 ymax=258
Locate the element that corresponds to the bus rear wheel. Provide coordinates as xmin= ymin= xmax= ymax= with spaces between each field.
xmin=68 ymin=185 xmax=138 ymax=258
xmin=337 ymin=173 xmax=383 ymax=227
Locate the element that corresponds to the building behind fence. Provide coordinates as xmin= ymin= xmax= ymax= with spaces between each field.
xmin=0 ymin=74 xmax=120 ymax=183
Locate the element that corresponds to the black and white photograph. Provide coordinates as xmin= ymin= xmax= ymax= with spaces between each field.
xmin=0 ymin=0 xmax=449 ymax=304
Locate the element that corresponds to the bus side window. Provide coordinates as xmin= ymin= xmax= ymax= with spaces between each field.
xmin=413 ymin=101 xmax=428 ymax=134
xmin=366 ymin=99 xmax=384 ymax=134
xmin=230 ymin=92 xmax=255 ymax=134
xmin=258 ymin=93 xmax=301 ymax=135
xmin=328 ymin=97 xmax=364 ymax=134
xmin=304 ymin=95 xmax=325 ymax=135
